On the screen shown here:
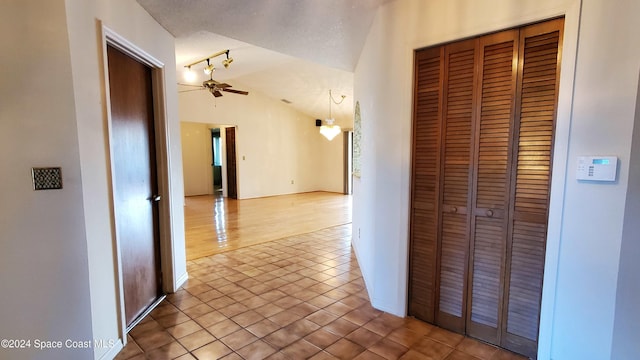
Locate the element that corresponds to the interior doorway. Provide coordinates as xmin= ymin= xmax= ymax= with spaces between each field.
xmin=344 ymin=131 xmax=353 ymax=195
xmin=210 ymin=128 xmax=223 ymax=195
xmin=181 ymin=122 xmax=237 ymax=198
xmin=225 ymin=127 xmax=238 ymax=199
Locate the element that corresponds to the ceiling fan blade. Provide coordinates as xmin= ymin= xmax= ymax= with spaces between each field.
xmin=178 ymin=88 xmax=204 ymax=93
xmin=177 ymin=83 xmax=204 ymax=88
xmin=222 ymin=88 xmax=249 ymax=95
xmin=212 ymin=90 xmax=223 ymax=98
xmin=216 ymin=83 xmax=231 ymax=89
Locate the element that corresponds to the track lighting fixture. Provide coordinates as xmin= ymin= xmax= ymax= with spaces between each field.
xmin=183 ymin=49 xmax=235 ymax=82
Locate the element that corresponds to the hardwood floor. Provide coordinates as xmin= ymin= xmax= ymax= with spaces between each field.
xmin=184 ymin=191 xmax=352 ymax=260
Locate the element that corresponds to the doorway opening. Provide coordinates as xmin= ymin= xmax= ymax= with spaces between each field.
xmin=210 ymin=128 xmax=223 ymax=195
xmin=344 ymin=130 xmax=353 ymax=195
xmin=181 ymin=122 xmax=237 ymax=199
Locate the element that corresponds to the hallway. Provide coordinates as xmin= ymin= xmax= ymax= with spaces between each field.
xmin=116 ymin=223 xmax=526 ymax=360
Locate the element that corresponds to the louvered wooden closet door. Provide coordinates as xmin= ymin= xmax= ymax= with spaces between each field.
xmin=408 ymin=18 xmax=563 ymax=360
xmin=409 ymin=47 xmax=443 ymax=323
xmin=502 ymin=19 xmax=563 ymax=358
xmin=436 ymin=39 xmax=476 ymax=332
xmin=466 ymin=29 xmax=519 ymax=344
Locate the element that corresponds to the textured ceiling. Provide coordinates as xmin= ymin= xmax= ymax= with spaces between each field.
xmin=136 ymin=0 xmax=393 ymax=124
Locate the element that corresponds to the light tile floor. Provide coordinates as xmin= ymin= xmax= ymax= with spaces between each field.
xmin=115 ymin=225 xmax=528 ymax=360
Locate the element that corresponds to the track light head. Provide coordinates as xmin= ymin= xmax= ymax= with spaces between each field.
xmin=222 ymin=57 xmax=234 ymax=68
xmin=203 ymin=59 xmax=215 ymax=75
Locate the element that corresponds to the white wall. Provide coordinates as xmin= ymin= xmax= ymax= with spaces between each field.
xmin=0 ymin=1 xmax=186 ymax=359
xmin=181 ymin=122 xmax=214 ymax=196
xmin=64 ymin=0 xmax=188 ymax=358
xmin=0 ymin=1 xmax=94 ymax=359
xmin=548 ymin=1 xmax=639 ymax=358
xmin=179 ymin=86 xmax=345 ymax=199
xmin=353 ymin=0 xmax=640 ymax=359
xmin=611 ymin=72 xmax=640 ymax=360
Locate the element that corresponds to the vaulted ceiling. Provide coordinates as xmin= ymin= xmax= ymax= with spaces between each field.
xmin=136 ymin=0 xmax=394 ymax=124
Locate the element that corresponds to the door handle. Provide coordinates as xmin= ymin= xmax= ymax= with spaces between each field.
xmin=149 ymin=195 xmax=161 ymax=202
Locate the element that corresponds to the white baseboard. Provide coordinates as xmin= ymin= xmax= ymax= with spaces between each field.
xmin=95 ymin=338 xmax=123 ymax=360
xmin=174 ymin=271 xmax=189 ymax=291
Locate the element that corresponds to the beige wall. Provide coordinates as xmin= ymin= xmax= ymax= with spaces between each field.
xmin=179 ymin=83 xmax=345 ymax=199
xmin=65 ymin=0 xmax=188 ymax=357
xmin=0 ymin=1 xmax=94 ymax=359
xmin=353 ymin=0 xmax=639 ymax=358
xmin=0 ymin=0 xmax=187 ymax=359
xmin=181 ymin=122 xmax=214 ymax=196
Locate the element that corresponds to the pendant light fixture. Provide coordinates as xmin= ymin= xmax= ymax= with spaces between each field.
xmin=320 ymin=90 xmax=346 ymax=141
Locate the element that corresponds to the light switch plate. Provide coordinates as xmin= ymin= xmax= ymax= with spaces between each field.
xmin=32 ymin=167 xmax=63 ymax=190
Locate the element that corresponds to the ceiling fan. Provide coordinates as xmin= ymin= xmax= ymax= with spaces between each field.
xmin=179 ymin=73 xmax=249 ymax=98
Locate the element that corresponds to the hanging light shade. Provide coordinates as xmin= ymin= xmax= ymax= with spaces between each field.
xmin=320 ymin=90 xmax=346 ymax=141
xmin=320 ymin=118 xmax=341 ymax=141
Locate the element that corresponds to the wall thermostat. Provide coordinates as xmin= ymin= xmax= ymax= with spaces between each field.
xmin=576 ymin=156 xmax=618 ymax=182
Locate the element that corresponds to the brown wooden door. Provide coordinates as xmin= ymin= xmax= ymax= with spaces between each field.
xmin=107 ymin=45 xmax=163 ymax=328
xmin=409 ymin=46 xmax=443 ymax=324
xmin=436 ymin=38 xmax=477 ymax=333
xmin=225 ymin=127 xmax=237 ymax=199
xmin=501 ymin=19 xmax=563 ymax=356
xmin=466 ymin=29 xmax=519 ymax=344
xmin=409 ymin=18 xmax=563 ymax=359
